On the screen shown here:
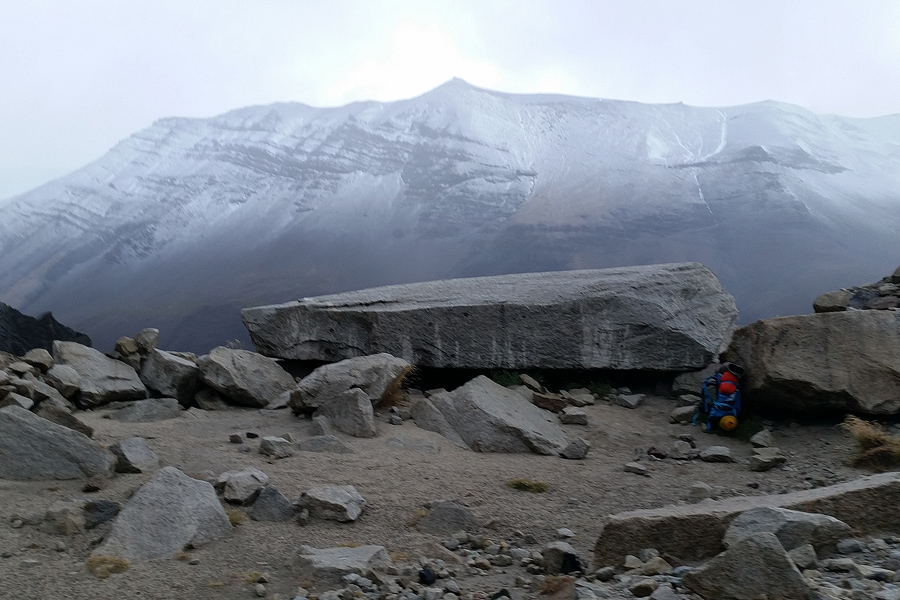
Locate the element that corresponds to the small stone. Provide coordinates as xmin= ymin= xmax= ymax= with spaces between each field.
xmin=188 ymin=558 xmax=200 ymax=565
xmin=670 ymin=440 xmax=699 ymax=460
xmin=822 ymin=558 xmax=856 ymax=572
xmin=560 ymin=438 xmax=590 ymax=460
xmin=21 ymin=559 xmax=40 ymax=568
xmin=624 ymin=555 xmax=644 ymax=569
xmin=749 ymin=429 xmax=775 ymax=448
xmin=256 ymin=583 xmax=267 ymax=597
xmin=637 ymin=548 xmax=659 ymax=562
xmin=519 ymin=374 xmax=543 ymax=392
xmin=259 ymin=436 xmax=295 ymax=459
xmin=558 ymin=407 xmax=587 ymax=425
xmin=787 ymin=544 xmax=818 ymax=570
xmin=699 ymin=446 xmax=733 ymax=463
xmin=229 ymin=433 xmax=242 ymax=443
xmin=594 ymin=566 xmax=615 ymax=581
xmin=669 ymin=405 xmax=697 ymax=424
xmin=838 ymin=539 xmax=867 ymax=554
xmin=616 ymin=394 xmax=644 ymax=409
xmin=749 ymin=448 xmax=787 ymax=472
xmin=688 ymin=482 xmax=713 ymax=502
xmin=624 ymin=462 xmax=650 ymax=476
xmin=54 ymin=540 xmax=67 ymax=552
xmin=628 ymin=578 xmax=659 ymax=597
xmin=10 ymin=519 xmax=23 ymax=529
xmin=557 ymin=528 xmax=575 ymax=538
xmin=389 ymin=414 xmax=403 ymax=425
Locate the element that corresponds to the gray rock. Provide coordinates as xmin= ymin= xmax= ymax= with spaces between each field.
xmin=542 ymin=541 xmax=580 ymax=575
xmin=669 ymin=405 xmax=697 ymax=424
xmin=616 ymin=394 xmax=644 ymax=409
xmin=787 ymin=544 xmax=818 ymax=570
xmin=723 ymin=311 xmax=900 ymax=414
xmin=519 ymin=374 xmax=543 ymax=392
xmin=560 ymin=437 xmax=591 ymax=460
xmin=837 ymin=538 xmax=866 ymax=554
xmin=749 ymin=429 xmax=774 ymax=448
xmin=44 ymin=499 xmax=120 ymax=535
xmin=309 ymin=414 xmax=334 ymax=436
xmin=300 ymin=485 xmax=367 ymax=522
xmin=0 ymin=406 xmax=115 ymax=480
xmin=194 ymin=387 xmax=229 ymax=410
xmin=676 ymin=393 xmax=701 ymax=406
xmin=532 ymin=392 xmax=568 ymax=413
xmin=428 ymin=376 xmax=569 ymax=454
xmin=52 ymin=341 xmax=147 ymax=407
xmin=22 ymin=348 xmax=53 ymax=372
xmin=217 ymin=467 xmax=269 ymax=504
xmin=297 ymin=435 xmax=354 ymax=454
xmin=198 ymin=347 xmax=295 ymax=408
xmin=559 ymin=407 xmax=588 ymax=425
xmin=749 ymin=447 xmax=786 ymax=472
xmin=416 ymin=501 xmax=480 ymax=536
xmin=31 ymin=377 xmax=72 ymax=407
xmin=724 ymin=506 xmax=852 ymax=553
xmin=289 ymin=354 xmax=412 ymax=412
xmin=35 ymin=402 xmax=93 ymax=437
xmin=682 ymin=532 xmax=811 ymax=600
xmin=409 ymin=397 xmax=467 ymax=447
xmin=7 ymin=361 xmax=35 ymax=376
xmin=109 ymin=437 xmax=159 ymax=473
xmin=259 ymin=436 xmax=295 ymax=459
xmin=44 ymin=364 xmax=80 ymax=398
xmin=0 ymin=392 xmax=33 ymax=410
xmin=688 ymin=482 xmax=714 ymax=501
xmin=594 ymin=472 xmax=900 ymax=565
xmin=671 ymin=440 xmax=699 ymax=461
xmin=699 ymin=446 xmax=732 ymax=462
xmin=673 ymin=364 xmax=720 ymax=396
xmin=624 ymin=462 xmax=651 ymax=476
xmin=243 ymin=264 xmax=738 ymax=370
xmin=115 ymin=336 xmax=139 ymax=356
xmin=139 ymin=348 xmax=199 ymax=407
xmin=248 ymin=485 xmax=295 ymax=522
xmin=92 ymin=466 xmax=232 ymax=561
xmin=292 ymin=545 xmax=392 ymax=586
xmin=133 ymin=328 xmax=160 ymax=353
xmin=317 ymin=388 xmax=378 ymax=438
xmin=109 ymin=398 xmax=181 ymax=422
xmin=813 ymin=289 xmax=852 ymax=313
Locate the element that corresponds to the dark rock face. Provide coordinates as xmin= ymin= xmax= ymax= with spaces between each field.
xmin=0 ymin=303 xmax=91 ymax=355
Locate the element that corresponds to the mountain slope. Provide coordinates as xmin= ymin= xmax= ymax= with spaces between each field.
xmin=2 ymin=79 xmax=899 ymax=352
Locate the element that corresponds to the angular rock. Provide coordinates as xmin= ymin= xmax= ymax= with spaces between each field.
xmin=317 ymin=388 xmax=378 ymax=438
xmin=115 ymin=336 xmax=139 ymax=356
xmin=243 ymin=264 xmax=738 ymax=370
xmin=543 ymin=541 xmax=580 ymax=575
xmin=813 ymin=289 xmax=851 ymax=313
xmin=194 ymin=387 xmax=229 ymax=410
xmin=682 ymin=532 xmax=811 ymax=600
xmin=44 ymin=500 xmax=87 ymax=535
xmin=52 ymin=341 xmax=147 ymax=407
xmin=723 ymin=311 xmax=900 ymax=414
xmin=533 ymin=392 xmax=568 ymax=413
xmin=416 ymin=501 xmax=479 ymax=536
xmin=35 ymin=402 xmax=93 ymax=437
xmin=109 ymin=437 xmax=159 ymax=473
xmin=92 ymin=467 xmax=232 ymax=561
xmin=0 ymin=406 xmax=115 ymax=480
xmin=309 ymin=414 xmax=334 ymax=436
xmin=292 ymin=545 xmax=392 ymax=586
xmin=616 ymin=393 xmax=645 ymax=409
xmin=749 ymin=447 xmax=786 ymax=472
xmin=749 ymin=429 xmax=774 ymax=448
xmin=248 ymin=485 xmax=295 ymax=522
xmin=699 ymin=446 xmax=732 ymax=462
xmin=670 ymin=440 xmax=699 ymax=460
xmin=44 ymin=364 xmax=80 ymax=398
xmin=520 ymin=374 xmax=543 ymax=392
xmin=198 ymin=347 xmax=295 ymax=408
xmin=560 ymin=437 xmax=591 ymax=460
xmin=259 ymin=436 xmax=295 ymax=459
xmin=669 ymin=405 xmax=697 ymax=424
xmin=217 ymin=467 xmax=269 ymax=504
xmin=289 ymin=354 xmax=412 ymax=413
xmin=297 ymin=435 xmax=354 ymax=454
xmin=428 ymin=376 xmax=568 ymax=454
xmin=108 ymin=398 xmax=181 ymax=422
xmin=594 ymin=472 xmax=900 ymax=564
xmin=133 ymin=328 xmax=160 ymax=353
xmin=22 ymin=348 xmax=53 ymax=372
xmin=723 ymin=506 xmax=852 ymax=552
xmin=409 ymin=397 xmax=467 ymax=448
xmin=7 ymin=361 xmax=35 ymax=376
xmin=0 ymin=392 xmax=33 ymax=410
xmin=558 ymin=406 xmax=587 ymax=425
xmin=624 ymin=462 xmax=651 ymax=476
xmin=300 ymin=484 xmax=366 ymax=522
xmin=787 ymin=543 xmax=818 ymax=570
xmin=139 ymin=348 xmax=200 ymax=407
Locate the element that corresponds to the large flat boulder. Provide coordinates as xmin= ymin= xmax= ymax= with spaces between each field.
xmin=292 ymin=545 xmax=392 ymax=586
xmin=242 ymin=263 xmax=737 ymax=370
xmin=594 ymin=472 xmax=900 ymax=565
xmin=93 ymin=467 xmax=232 ymax=561
xmin=723 ymin=311 xmax=900 ymax=414
xmin=198 ymin=347 xmax=295 ymax=408
xmin=429 ymin=376 xmax=569 ymax=454
xmin=52 ymin=341 xmax=147 ymax=407
xmin=0 ymin=405 xmax=115 ymax=480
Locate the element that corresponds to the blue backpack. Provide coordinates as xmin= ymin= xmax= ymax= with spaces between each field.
xmin=693 ymin=363 xmax=745 ymax=432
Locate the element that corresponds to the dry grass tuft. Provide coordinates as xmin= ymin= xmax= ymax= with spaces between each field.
xmin=175 ymin=550 xmax=190 ymax=561
xmin=225 ymin=507 xmax=248 ymax=526
xmin=378 ymin=365 xmax=416 ymax=408
xmin=842 ymin=415 xmax=900 ymax=471
xmin=240 ymin=571 xmax=262 ymax=583
xmin=336 ymin=541 xmax=363 ymax=548
xmin=506 ymin=478 xmax=550 ymax=493
xmin=389 ymin=550 xmax=410 ymax=563
xmin=408 ymin=508 xmax=429 ymax=526
xmin=86 ymin=555 xmax=131 ymax=579
xmin=539 ymin=576 xmax=574 ymax=595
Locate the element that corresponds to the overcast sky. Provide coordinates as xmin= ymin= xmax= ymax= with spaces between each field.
xmin=2 ymin=0 xmax=898 ymax=200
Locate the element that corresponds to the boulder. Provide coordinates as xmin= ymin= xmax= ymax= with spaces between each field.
xmin=92 ymin=467 xmax=232 ymax=561
xmin=44 ymin=364 xmax=80 ymax=398
xmin=259 ymin=436 xmax=295 ymax=458
xmin=669 ymin=406 xmax=696 ymax=424
xmin=115 ymin=336 xmax=139 ymax=356
xmin=0 ymin=392 xmax=33 ymax=410
xmin=52 ymin=341 xmax=147 ymax=407
xmin=532 ymin=392 xmax=568 ymax=413
xmin=22 ymin=348 xmax=53 ymax=371
xmin=749 ymin=429 xmax=774 ymax=448
xmin=409 ymin=397 xmax=467 ymax=448
xmin=0 ymin=406 xmax=115 ymax=480
xmin=416 ymin=501 xmax=480 ymax=536
xmin=289 ymin=354 xmax=412 ymax=412
xmin=594 ymin=472 xmax=900 ymax=564
xmin=109 ymin=437 xmax=159 ymax=473
xmin=682 ymin=532 xmax=811 ymax=600
xmin=723 ymin=506 xmax=851 ymax=553
xmin=216 ymin=467 xmax=269 ymax=504
xmin=299 ymin=485 xmax=367 ymax=522
xmin=428 ymin=376 xmax=568 ymax=454
xmin=292 ymin=545 xmax=392 ymax=586
xmin=560 ymin=437 xmax=591 ymax=460
xmin=133 ymin=328 xmax=160 ymax=353
xmin=248 ymin=485 xmax=295 ymax=522
xmin=723 ymin=311 xmax=900 ymax=414
xmin=813 ymin=289 xmax=851 ymax=313
xmin=198 ymin=347 xmax=295 ymax=408
xmin=543 ymin=541 xmax=581 ymax=575
xmin=139 ymin=348 xmax=200 ymax=407
xmin=559 ymin=407 xmax=588 ymax=425
xmin=316 ymin=388 xmax=378 ymax=438
xmin=108 ymin=398 xmax=181 ymax=422
xmin=35 ymin=402 xmax=93 ymax=437
xmin=242 ymin=263 xmax=738 ymax=370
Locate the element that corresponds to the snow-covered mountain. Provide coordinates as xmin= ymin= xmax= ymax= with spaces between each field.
xmin=2 ymin=78 xmax=899 ymax=352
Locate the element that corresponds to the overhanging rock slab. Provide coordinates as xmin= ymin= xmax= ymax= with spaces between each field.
xmin=594 ymin=472 xmax=900 ymax=566
xmin=242 ymin=263 xmax=737 ymax=370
